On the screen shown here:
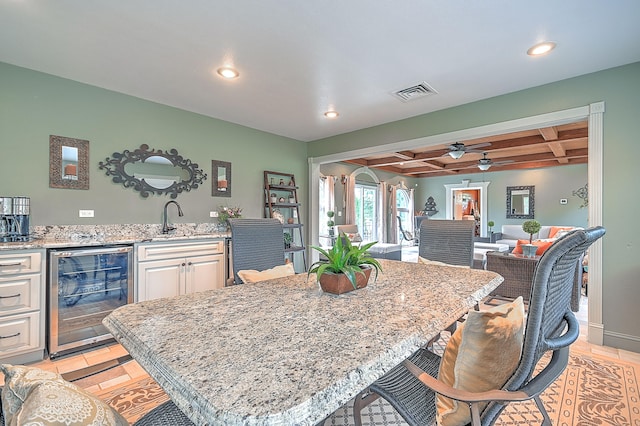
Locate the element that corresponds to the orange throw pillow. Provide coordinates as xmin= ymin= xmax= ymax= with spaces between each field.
xmin=548 ymin=226 xmax=574 ymax=238
xmin=512 ymin=239 xmax=554 ymax=255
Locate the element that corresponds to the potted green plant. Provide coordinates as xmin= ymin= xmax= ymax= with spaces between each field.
xmin=326 ymin=211 xmax=335 ymax=236
xmin=308 ymin=236 xmax=382 ymax=295
xmin=521 ymin=219 xmax=541 ymax=257
xmin=283 ymin=232 xmax=293 ymax=249
xmin=487 ymin=220 xmax=495 ymax=242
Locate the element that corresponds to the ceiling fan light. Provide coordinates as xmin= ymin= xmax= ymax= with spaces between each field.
xmin=448 ymin=150 xmax=465 ymax=159
xmin=478 ymin=163 xmax=491 ymax=171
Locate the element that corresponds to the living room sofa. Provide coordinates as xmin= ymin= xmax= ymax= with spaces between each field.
xmin=494 ymin=225 xmax=579 ymax=250
xmin=334 ymin=224 xmax=403 ymax=260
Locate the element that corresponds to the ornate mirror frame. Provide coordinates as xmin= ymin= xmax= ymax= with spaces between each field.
xmin=98 ymin=144 xmax=207 ymax=198
xmin=506 ymin=185 xmax=535 ymax=219
xmin=49 ymin=135 xmax=90 ymax=190
xmin=211 ymin=160 xmax=232 ymax=197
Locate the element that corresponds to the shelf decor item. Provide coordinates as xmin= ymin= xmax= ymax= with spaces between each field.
xmin=308 ymin=236 xmax=382 ymax=295
xmin=271 ymin=209 xmax=284 ymax=223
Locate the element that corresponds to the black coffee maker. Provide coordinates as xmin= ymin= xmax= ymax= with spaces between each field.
xmin=0 ymin=196 xmax=30 ymax=242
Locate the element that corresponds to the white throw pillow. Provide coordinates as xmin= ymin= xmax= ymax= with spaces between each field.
xmin=237 ymin=262 xmax=295 ymax=283
xmin=436 ymin=297 xmax=525 ymax=426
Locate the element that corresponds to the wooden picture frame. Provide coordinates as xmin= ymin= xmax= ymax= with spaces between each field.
xmin=49 ymin=135 xmax=90 ymax=190
xmin=212 ymin=160 xmax=231 ymax=197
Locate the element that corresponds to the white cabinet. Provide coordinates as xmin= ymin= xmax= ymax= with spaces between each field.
xmin=136 ymin=240 xmax=225 ymax=302
xmin=0 ymin=249 xmax=46 ymax=363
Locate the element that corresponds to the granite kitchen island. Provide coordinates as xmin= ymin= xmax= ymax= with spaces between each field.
xmin=104 ymin=259 xmax=503 ymax=425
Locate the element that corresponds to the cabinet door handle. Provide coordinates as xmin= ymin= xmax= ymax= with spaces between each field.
xmin=0 ymin=332 xmax=20 ymax=339
xmin=181 ymin=263 xmax=186 ymax=267
xmin=0 ymin=293 xmax=21 ymax=299
xmin=0 ymin=262 xmax=23 ymax=267
xmin=187 ymin=262 xmax=193 ymax=266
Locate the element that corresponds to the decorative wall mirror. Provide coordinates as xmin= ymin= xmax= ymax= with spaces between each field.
xmin=98 ymin=144 xmax=206 ymax=198
xmin=506 ymin=185 xmax=535 ymax=219
xmin=211 ymin=160 xmax=231 ymax=197
xmin=49 ymin=135 xmax=90 ymax=190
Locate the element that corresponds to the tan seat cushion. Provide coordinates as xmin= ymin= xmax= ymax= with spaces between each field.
xmin=1 ymin=364 xmax=127 ymax=426
xmin=436 ymin=297 xmax=525 ymax=426
xmin=237 ymin=262 xmax=295 ymax=283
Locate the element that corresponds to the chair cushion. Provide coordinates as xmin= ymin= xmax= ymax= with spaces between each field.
xmin=0 ymin=364 xmax=127 ymax=426
xmin=512 ymin=239 xmax=555 ymax=255
xmin=237 ymin=262 xmax=295 ymax=284
xmin=418 ymin=256 xmax=470 ymax=269
xmin=436 ymin=297 xmax=525 ymax=426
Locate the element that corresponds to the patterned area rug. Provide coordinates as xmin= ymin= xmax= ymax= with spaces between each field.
xmin=95 ymin=376 xmax=169 ymax=424
xmin=96 ymin=347 xmax=639 ymax=425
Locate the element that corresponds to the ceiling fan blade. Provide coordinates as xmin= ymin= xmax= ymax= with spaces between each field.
xmin=467 ymin=142 xmax=492 ymax=150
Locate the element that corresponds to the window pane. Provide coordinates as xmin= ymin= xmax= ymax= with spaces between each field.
xmin=355 ymin=183 xmax=378 ymax=241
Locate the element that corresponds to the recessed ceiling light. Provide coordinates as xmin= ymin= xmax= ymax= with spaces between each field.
xmin=324 ymin=111 xmax=339 ymax=119
xmin=527 ymin=42 xmax=557 ymax=56
xmin=216 ymin=67 xmax=239 ymax=79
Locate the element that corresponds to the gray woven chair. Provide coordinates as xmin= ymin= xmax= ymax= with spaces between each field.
xmin=228 ymin=218 xmax=285 ymax=284
xmin=134 ymin=400 xmax=194 ymax=425
xmin=486 ymin=251 xmax=584 ymax=312
xmin=354 ymin=226 xmax=605 ymax=426
xmin=419 ymin=219 xmax=475 ymax=267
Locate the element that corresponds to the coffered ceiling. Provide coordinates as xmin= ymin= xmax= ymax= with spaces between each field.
xmin=343 ymin=121 xmax=588 ymax=178
xmin=1 ymin=2 xmax=639 ymax=143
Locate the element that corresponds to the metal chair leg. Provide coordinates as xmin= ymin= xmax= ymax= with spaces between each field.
xmin=353 ymin=390 xmax=380 ymax=426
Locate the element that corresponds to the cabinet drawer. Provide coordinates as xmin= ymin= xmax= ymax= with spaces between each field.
xmin=0 ymin=251 xmax=42 ymax=275
xmin=0 ymin=274 xmax=40 ymax=314
xmin=0 ymin=312 xmax=40 ymax=355
xmin=137 ymin=239 xmax=225 ymax=261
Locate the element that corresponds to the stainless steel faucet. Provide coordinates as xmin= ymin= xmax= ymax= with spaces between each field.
xmin=162 ymin=200 xmax=184 ymax=234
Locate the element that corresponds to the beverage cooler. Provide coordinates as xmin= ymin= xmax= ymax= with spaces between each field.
xmin=48 ymin=245 xmax=133 ymax=358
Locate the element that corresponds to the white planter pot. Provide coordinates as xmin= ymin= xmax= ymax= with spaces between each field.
xmin=521 ymin=244 xmax=538 ymax=258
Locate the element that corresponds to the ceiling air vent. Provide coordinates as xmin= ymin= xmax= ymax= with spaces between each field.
xmin=392 ymin=82 xmax=438 ymax=102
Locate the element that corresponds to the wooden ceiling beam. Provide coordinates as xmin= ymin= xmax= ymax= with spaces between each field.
xmin=539 ymin=126 xmax=558 ymax=141
xmin=548 ymin=141 xmax=568 ymax=163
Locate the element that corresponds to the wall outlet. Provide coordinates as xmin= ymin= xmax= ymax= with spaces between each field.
xmin=210 ymin=211 xmax=218 ymax=218
xmin=79 ymin=209 xmax=94 ymax=218
xmin=337 ymin=211 xmax=342 ymax=217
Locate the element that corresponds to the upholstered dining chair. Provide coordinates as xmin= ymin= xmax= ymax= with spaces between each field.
xmin=353 ymin=226 xmax=605 ymax=426
xmin=228 ymin=218 xmax=285 ymax=284
xmin=419 ymin=219 xmax=475 ymax=267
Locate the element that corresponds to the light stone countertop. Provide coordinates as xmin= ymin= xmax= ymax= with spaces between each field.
xmin=0 ymin=223 xmax=229 ymax=250
xmin=103 ymin=259 xmax=503 ymax=425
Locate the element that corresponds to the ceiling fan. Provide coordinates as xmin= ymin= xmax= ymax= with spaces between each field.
xmin=444 ymin=142 xmax=491 ymax=159
xmin=477 ymin=152 xmax=513 ymax=170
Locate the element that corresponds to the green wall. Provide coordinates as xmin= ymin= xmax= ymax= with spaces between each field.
xmin=310 ymin=62 xmax=640 ymax=352
xmin=0 ymin=62 xmax=308 ymax=226
xmin=2 ymin=59 xmax=639 ymax=352
xmin=416 ymin=164 xmax=589 ymax=232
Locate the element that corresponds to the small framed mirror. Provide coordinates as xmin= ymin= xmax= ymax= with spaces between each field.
xmin=98 ymin=144 xmax=206 ymax=198
xmin=49 ymin=135 xmax=90 ymax=190
xmin=211 ymin=160 xmax=231 ymax=197
xmin=506 ymin=185 xmax=535 ymax=219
